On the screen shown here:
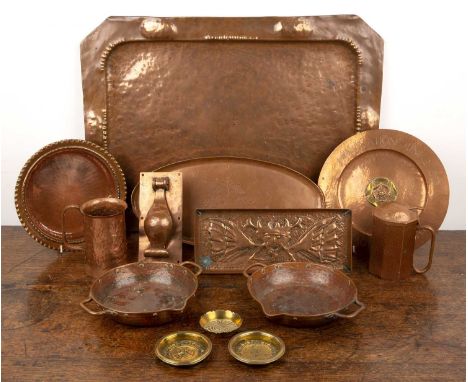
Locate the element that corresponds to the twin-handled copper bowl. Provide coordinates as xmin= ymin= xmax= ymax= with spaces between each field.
xmin=81 ymin=259 xmax=363 ymax=328
xmin=80 ymin=261 xmax=202 ymax=326
xmin=244 ymin=262 xmax=365 ymax=327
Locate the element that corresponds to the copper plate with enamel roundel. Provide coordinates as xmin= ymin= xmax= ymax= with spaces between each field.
xmin=318 ymin=129 xmax=449 ymax=248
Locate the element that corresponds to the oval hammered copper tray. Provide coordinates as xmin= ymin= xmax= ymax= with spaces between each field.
xmin=15 ymin=140 xmax=126 ymax=250
xmin=132 ymin=157 xmax=325 ymax=244
xmin=318 ymin=130 xmax=449 ymax=248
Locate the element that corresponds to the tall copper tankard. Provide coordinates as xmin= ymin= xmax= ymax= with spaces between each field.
xmin=370 ymin=203 xmax=436 ymax=280
xmin=61 ymin=197 xmax=127 ymax=278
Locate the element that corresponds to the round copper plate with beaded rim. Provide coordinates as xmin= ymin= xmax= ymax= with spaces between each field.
xmin=15 ymin=139 xmax=126 ymax=250
xmin=318 ymin=129 xmax=449 ymax=248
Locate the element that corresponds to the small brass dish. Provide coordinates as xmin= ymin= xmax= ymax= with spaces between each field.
xmin=155 ymin=331 xmax=212 ymax=366
xmin=199 ymin=310 xmax=243 ymax=333
xmin=228 ymin=330 xmax=285 ymax=365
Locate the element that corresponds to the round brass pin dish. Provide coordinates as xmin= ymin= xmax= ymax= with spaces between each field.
xmin=199 ymin=310 xmax=243 ymax=334
xmin=228 ymin=330 xmax=285 ymax=365
xmin=155 ymin=331 xmax=212 ymax=366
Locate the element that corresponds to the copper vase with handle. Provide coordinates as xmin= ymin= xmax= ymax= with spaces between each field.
xmin=62 ymin=197 xmax=127 ymax=278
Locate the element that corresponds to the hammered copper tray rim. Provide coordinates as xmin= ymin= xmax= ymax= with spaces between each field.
xmin=15 ymin=139 xmax=127 ymax=250
xmin=88 ymin=261 xmax=199 ymax=315
xmin=246 ymin=262 xmax=358 ymax=319
xmin=155 ymin=331 xmax=212 ymax=366
xmin=131 ymin=156 xmax=325 ymax=244
xmin=318 ymin=129 xmax=450 ymax=248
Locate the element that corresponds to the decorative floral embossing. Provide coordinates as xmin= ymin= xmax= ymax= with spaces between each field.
xmin=198 ymin=211 xmax=350 ymax=271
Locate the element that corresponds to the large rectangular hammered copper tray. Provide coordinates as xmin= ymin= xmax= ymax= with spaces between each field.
xmin=81 ymin=16 xmax=383 ymax=191
xmin=194 ymin=209 xmax=352 ymax=274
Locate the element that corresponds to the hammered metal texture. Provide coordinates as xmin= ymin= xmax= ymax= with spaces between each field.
xmin=246 ymin=262 xmax=362 ymax=327
xmin=63 ymin=198 xmax=128 ymax=278
xmin=194 ymin=209 xmax=352 ymax=273
xmin=319 ymin=129 xmax=449 ymax=248
xmin=85 ymin=261 xmax=201 ymax=326
xmin=369 ymin=202 xmax=436 ymax=280
xmin=81 ymin=16 xmax=384 ymax=193
xmin=131 ymin=158 xmax=325 ymax=243
xmin=15 ymin=140 xmax=126 ymax=250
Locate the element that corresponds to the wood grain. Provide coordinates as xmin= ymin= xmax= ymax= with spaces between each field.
xmin=1 ymin=227 xmax=465 ymax=381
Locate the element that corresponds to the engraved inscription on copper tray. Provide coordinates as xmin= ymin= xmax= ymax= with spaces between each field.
xmin=194 ymin=209 xmax=352 ymax=273
xmin=81 ymin=16 xmax=383 ymax=192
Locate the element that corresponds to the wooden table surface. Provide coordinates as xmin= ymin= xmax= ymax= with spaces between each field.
xmin=1 ymin=227 xmax=465 ymax=381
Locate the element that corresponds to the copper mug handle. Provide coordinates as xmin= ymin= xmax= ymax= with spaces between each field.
xmin=61 ymin=205 xmax=84 ymax=252
xmin=413 ymin=225 xmax=436 ymax=274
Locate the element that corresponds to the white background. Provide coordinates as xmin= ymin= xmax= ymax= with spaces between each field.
xmin=0 ymin=0 xmax=466 ymax=228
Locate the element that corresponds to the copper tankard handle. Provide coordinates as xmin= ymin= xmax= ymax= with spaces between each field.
xmin=413 ymin=225 xmax=436 ymax=274
xmin=61 ymin=205 xmax=84 ymax=252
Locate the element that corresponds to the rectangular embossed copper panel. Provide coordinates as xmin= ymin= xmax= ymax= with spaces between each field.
xmin=81 ymin=16 xmax=383 ymax=192
xmin=194 ymin=209 xmax=352 ymax=274
xmin=138 ymin=172 xmax=182 ymax=263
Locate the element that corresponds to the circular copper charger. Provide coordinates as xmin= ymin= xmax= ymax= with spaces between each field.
xmin=318 ymin=129 xmax=449 ymax=248
xmin=15 ymin=140 xmax=126 ymax=250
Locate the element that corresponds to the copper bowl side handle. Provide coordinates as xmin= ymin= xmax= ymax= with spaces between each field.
xmin=242 ymin=263 xmax=266 ymax=278
xmin=334 ymin=299 xmax=365 ymax=319
xmin=80 ymin=297 xmax=113 ymax=316
xmin=62 ymin=205 xmax=85 ymax=252
xmin=180 ymin=261 xmax=203 ymax=277
xmin=414 ymin=225 xmax=436 ymax=274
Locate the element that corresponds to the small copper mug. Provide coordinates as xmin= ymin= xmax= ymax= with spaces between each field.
xmin=370 ymin=203 xmax=436 ymax=280
xmin=62 ymin=197 xmax=127 ymax=278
